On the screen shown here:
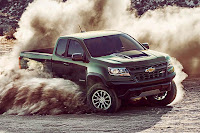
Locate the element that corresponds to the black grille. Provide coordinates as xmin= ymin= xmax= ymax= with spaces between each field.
xmin=128 ymin=62 xmax=167 ymax=81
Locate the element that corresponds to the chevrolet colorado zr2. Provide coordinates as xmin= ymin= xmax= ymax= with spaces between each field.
xmin=19 ymin=31 xmax=176 ymax=112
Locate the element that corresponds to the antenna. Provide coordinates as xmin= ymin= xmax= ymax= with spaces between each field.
xmin=78 ymin=25 xmax=85 ymax=33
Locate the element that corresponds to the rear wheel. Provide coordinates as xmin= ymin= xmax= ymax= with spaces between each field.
xmin=147 ymin=81 xmax=177 ymax=106
xmin=87 ymin=83 xmax=121 ymax=113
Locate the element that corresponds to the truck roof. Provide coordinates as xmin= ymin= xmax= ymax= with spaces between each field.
xmin=62 ymin=30 xmax=122 ymax=40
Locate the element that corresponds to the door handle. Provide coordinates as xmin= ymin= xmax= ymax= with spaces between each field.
xmin=63 ymin=63 xmax=69 ymax=66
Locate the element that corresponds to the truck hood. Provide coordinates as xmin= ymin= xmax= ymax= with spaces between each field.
xmin=94 ymin=50 xmax=169 ymax=66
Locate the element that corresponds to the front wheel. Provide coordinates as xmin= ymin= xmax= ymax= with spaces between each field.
xmin=87 ymin=83 xmax=121 ymax=113
xmin=147 ymin=81 xmax=177 ymax=106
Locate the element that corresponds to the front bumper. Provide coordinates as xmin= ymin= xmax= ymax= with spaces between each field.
xmin=118 ymin=82 xmax=171 ymax=99
xmin=107 ymin=72 xmax=175 ymax=99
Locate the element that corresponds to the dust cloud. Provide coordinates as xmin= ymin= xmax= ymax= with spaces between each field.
xmin=15 ymin=0 xmax=199 ymax=75
xmin=0 ymin=55 xmax=86 ymax=115
xmin=0 ymin=0 xmax=197 ymax=114
xmin=170 ymin=58 xmax=187 ymax=105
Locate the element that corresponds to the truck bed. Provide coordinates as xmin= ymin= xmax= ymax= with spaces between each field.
xmin=19 ymin=48 xmax=54 ymax=70
xmin=20 ymin=47 xmax=54 ymax=60
xmin=30 ymin=48 xmax=54 ymax=54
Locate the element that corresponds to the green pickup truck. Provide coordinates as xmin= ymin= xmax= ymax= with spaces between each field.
xmin=19 ymin=31 xmax=176 ymax=112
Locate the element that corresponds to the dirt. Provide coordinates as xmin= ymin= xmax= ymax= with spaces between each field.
xmin=0 ymin=75 xmax=198 ymax=133
xmin=0 ymin=37 xmax=14 ymax=55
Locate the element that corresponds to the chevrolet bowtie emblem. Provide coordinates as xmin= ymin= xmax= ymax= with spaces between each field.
xmin=145 ymin=67 xmax=155 ymax=73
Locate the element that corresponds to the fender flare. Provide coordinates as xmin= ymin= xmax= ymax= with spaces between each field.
xmin=86 ymin=72 xmax=108 ymax=88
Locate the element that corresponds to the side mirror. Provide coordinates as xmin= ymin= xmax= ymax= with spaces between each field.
xmin=72 ymin=53 xmax=84 ymax=61
xmin=142 ymin=43 xmax=150 ymax=49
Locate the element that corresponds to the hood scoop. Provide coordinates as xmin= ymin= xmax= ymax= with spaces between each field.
xmin=111 ymin=53 xmax=132 ymax=59
xmin=112 ymin=50 xmax=149 ymax=59
xmin=129 ymin=52 xmax=148 ymax=58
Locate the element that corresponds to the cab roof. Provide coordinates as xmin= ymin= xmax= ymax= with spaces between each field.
xmin=62 ymin=30 xmax=123 ymax=40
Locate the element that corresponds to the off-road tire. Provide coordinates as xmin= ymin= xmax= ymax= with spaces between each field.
xmin=87 ymin=83 xmax=121 ymax=113
xmin=147 ymin=81 xmax=177 ymax=106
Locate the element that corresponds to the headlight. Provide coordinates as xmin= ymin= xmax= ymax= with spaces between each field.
xmin=108 ymin=67 xmax=130 ymax=76
xmin=167 ymin=59 xmax=174 ymax=73
xmin=167 ymin=60 xmax=173 ymax=69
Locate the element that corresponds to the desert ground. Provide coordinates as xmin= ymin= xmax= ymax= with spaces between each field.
xmin=0 ymin=77 xmax=199 ymax=133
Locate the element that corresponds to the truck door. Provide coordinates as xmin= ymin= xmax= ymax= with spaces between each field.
xmin=52 ymin=38 xmax=87 ymax=87
xmin=52 ymin=38 xmax=71 ymax=78
xmin=65 ymin=39 xmax=87 ymax=87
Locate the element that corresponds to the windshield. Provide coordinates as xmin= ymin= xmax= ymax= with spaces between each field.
xmin=84 ymin=34 xmax=144 ymax=57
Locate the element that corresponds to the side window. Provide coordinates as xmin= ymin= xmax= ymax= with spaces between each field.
xmin=56 ymin=39 xmax=68 ymax=57
xmin=68 ymin=40 xmax=84 ymax=57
